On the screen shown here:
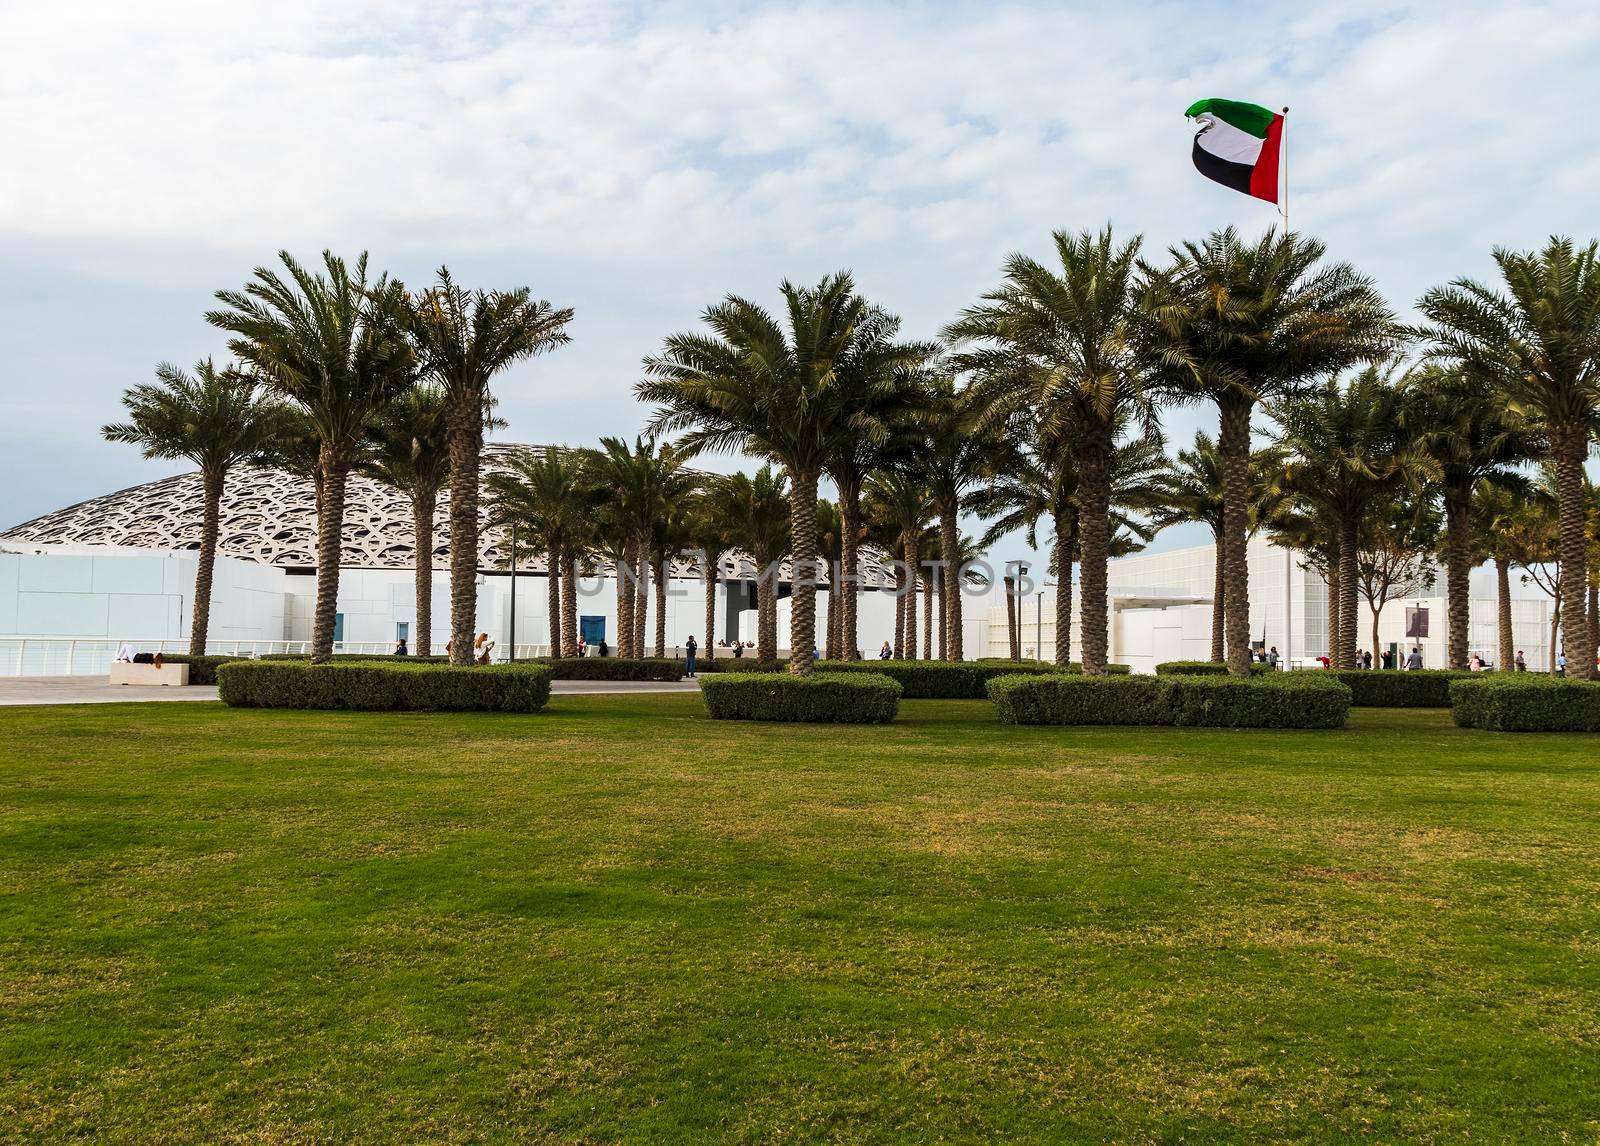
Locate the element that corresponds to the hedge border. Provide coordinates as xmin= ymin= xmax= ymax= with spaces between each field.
xmin=700 ymin=671 xmax=901 ymax=723
xmin=217 ymin=660 xmax=552 ymax=712
xmin=534 ymin=657 xmax=686 ymax=682
xmin=988 ymin=671 xmax=1350 ymax=728
xmin=1450 ymin=675 xmax=1600 ymax=731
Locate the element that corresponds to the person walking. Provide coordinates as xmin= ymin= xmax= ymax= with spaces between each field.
xmin=1515 ymin=649 xmax=1527 ymax=672
xmin=684 ymin=635 xmax=698 ymax=677
xmin=1556 ymin=649 xmax=1567 ymax=676
xmin=1405 ymin=647 xmax=1423 ymax=670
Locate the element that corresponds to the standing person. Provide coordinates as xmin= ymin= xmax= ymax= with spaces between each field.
xmin=732 ymin=641 xmax=744 ymax=659
xmin=1362 ymin=650 xmax=1372 ymax=670
xmin=1381 ymin=648 xmax=1394 ymax=670
xmin=475 ymin=632 xmax=495 ymax=665
xmin=1266 ymin=646 xmax=1279 ymax=669
xmin=879 ymin=640 xmax=892 ymax=660
xmin=598 ymin=637 xmax=609 ymax=658
xmin=1405 ymin=647 xmax=1423 ymax=670
xmin=577 ymin=635 xmax=586 ymax=658
xmin=1515 ymin=649 xmax=1527 ymax=672
xmin=393 ymin=638 xmax=409 ymax=656
xmin=684 ymin=635 xmax=698 ymax=677
xmin=1470 ymin=653 xmax=1483 ymax=671
xmin=1556 ymin=649 xmax=1567 ymax=676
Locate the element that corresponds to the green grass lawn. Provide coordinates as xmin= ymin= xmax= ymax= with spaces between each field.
xmin=2 ymin=697 xmax=1597 ymax=1142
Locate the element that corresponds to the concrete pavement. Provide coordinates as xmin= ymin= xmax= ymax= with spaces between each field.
xmin=0 ymin=675 xmax=703 ymax=707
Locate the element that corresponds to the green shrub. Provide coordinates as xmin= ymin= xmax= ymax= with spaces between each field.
xmin=257 ymin=653 xmax=452 ymax=664
xmin=1450 ymin=675 xmax=1600 ymax=731
xmin=988 ymin=672 xmax=1350 ymax=728
xmin=977 ymin=659 xmax=1131 ymax=674
xmin=695 ymin=657 xmax=788 ymax=673
xmin=1166 ymin=674 xmax=1349 ymax=728
xmin=1156 ymin=660 xmax=1268 ymax=677
xmin=156 ymin=654 xmax=244 ymax=685
xmin=988 ymin=673 xmax=1171 ymax=725
xmin=217 ymin=661 xmax=552 ymax=712
xmin=1334 ymin=669 xmax=1475 ymax=707
xmin=535 ymin=657 xmax=685 ymax=682
xmin=700 ymin=671 xmax=901 ymax=723
xmin=818 ymin=659 xmax=1068 ymax=698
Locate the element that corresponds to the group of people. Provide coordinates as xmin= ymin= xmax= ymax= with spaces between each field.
xmin=394 ymin=633 xmax=498 ymax=664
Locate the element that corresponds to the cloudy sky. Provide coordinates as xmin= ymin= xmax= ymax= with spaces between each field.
xmin=3 ymin=0 xmax=1597 ymax=564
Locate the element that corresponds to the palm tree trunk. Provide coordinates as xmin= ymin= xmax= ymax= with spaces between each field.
xmin=446 ymin=395 xmax=485 ymax=666
xmin=546 ymin=547 xmax=561 ymax=657
xmin=1338 ymin=515 xmax=1359 ymax=669
xmin=615 ymin=542 xmax=633 ymax=658
xmin=1550 ymin=598 xmax=1561 ymax=675
xmin=1004 ymin=575 xmax=1019 ymax=660
xmin=189 ymin=470 xmax=225 ymax=657
xmin=1209 ymin=529 xmax=1225 ymax=662
xmin=703 ymin=550 xmax=719 ymax=663
xmin=839 ymin=479 xmax=861 ymax=660
xmin=654 ymin=552 xmax=667 ymax=658
xmin=1444 ymin=486 xmax=1472 ymax=669
xmin=413 ymin=486 xmax=437 ymax=656
xmin=788 ymin=470 xmax=820 ymax=675
xmin=560 ymin=547 xmax=579 ymax=657
xmin=1326 ymin=564 xmax=1341 ymax=665
xmin=1552 ymin=423 xmax=1594 ymax=678
xmin=1496 ymin=555 xmax=1514 ymax=671
xmin=1218 ymin=396 xmax=1255 ymax=678
xmin=903 ymin=537 xmax=919 ymax=661
xmin=893 ymin=573 xmax=906 ymax=658
xmin=825 ymin=579 xmax=839 ymax=660
xmin=312 ymin=446 xmax=351 ymax=663
xmin=633 ymin=533 xmax=648 ymax=658
xmin=754 ymin=542 xmax=777 ymax=669
xmin=1589 ymin=581 xmax=1598 ymax=676
xmin=1052 ymin=517 xmax=1074 ymax=668
xmin=937 ymin=570 xmax=947 ymax=660
xmin=1076 ymin=420 xmax=1113 ymax=675
xmin=922 ymin=573 xmax=933 ymax=660
xmin=939 ymin=500 xmax=961 ymax=662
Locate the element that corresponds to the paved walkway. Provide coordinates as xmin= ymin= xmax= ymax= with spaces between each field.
xmin=0 ymin=676 xmax=703 ymax=707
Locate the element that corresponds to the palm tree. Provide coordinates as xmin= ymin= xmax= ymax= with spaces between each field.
xmin=1145 ymin=433 xmax=1286 ymax=661
xmin=685 ymin=491 xmax=733 ymax=664
xmin=909 ymin=376 xmax=1003 ymax=662
xmin=1419 ymin=236 xmax=1600 ymax=679
xmin=103 ymin=360 xmax=291 ymax=656
xmin=824 ymin=358 xmax=929 ymax=661
xmin=361 ymin=384 xmax=453 ymax=655
xmin=584 ymin=436 xmax=686 ymax=659
xmin=864 ymin=471 xmax=932 ymax=660
xmin=405 ymin=268 xmax=573 ymax=665
xmin=948 ymin=226 xmax=1153 ymax=674
xmin=208 ymin=250 xmax=414 ymax=662
xmin=708 ymin=468 xmax=790 ymax=666
xmin=1139 ymin=227 xmax=1397 ymax=676
xmin=1401 ymin=365 xmax=1537 ymax=668
xmin=1275 ymin=366 xmax=1435 ymax=668
xmin=485 ymin=447 xmax=594 ymax=658
xmin=640 ymin=273 xmax=923 ymax=675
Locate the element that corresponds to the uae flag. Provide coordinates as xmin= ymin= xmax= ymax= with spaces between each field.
xmin=1185 ymin=99 xmax=1282 ymax=203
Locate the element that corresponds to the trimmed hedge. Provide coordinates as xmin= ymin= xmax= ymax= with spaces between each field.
xmin=988 ymin=671 xmax=1350 ymax=728
xmin=977 ymin=659 xmax=1132 ymax=674
xmin=1334 ymin=669 xmax=1475 ymax=708
xmin=535 ymin=657 xmax=686 ymax=682
xmin=1166 ymin=674 xmax=1349 ymax=728
xmin=1450 ymin=675 xmax=1600 ymax=731
xmin=988 ymin=673 xmax=1171 ymax=725
xmin=257 ymin=653 xmax=452 ymax=664
xmin=817 ymin=659 xmax=1075 ymax=699
xmin=695 ymin=658 xmax=788 ymax=673
xmin=1156 ymin=660 xmax=1268 ymax=677
xmin=217 ymin=661 xmax=552 ymax=712
xmin=700 ymin=671 xmax=901 ymax=723
xmin=153 ymin=654 xmax=244 ymax=685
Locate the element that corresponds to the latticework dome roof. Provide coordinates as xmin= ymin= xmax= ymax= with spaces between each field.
xmin=2 ymin=443 xmax=898 ymax=585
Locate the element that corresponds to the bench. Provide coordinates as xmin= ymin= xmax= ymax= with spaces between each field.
xmin=110 ymin=662 xmax=191 ymax=687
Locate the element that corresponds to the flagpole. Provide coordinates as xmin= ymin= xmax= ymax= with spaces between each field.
xmin=1281 ymin=105 xmax=1290 ymax=234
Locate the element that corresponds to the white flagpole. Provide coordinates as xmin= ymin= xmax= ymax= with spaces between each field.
xmin=1280 ymin=105 xmax=1290 ymax=234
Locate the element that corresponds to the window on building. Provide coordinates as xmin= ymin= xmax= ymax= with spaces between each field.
xmin=333 ymin=614 xmax=345 ymax=643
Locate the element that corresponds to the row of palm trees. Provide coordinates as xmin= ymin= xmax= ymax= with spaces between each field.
xmin=104 ymin=229 xmax=1600 ymax=679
